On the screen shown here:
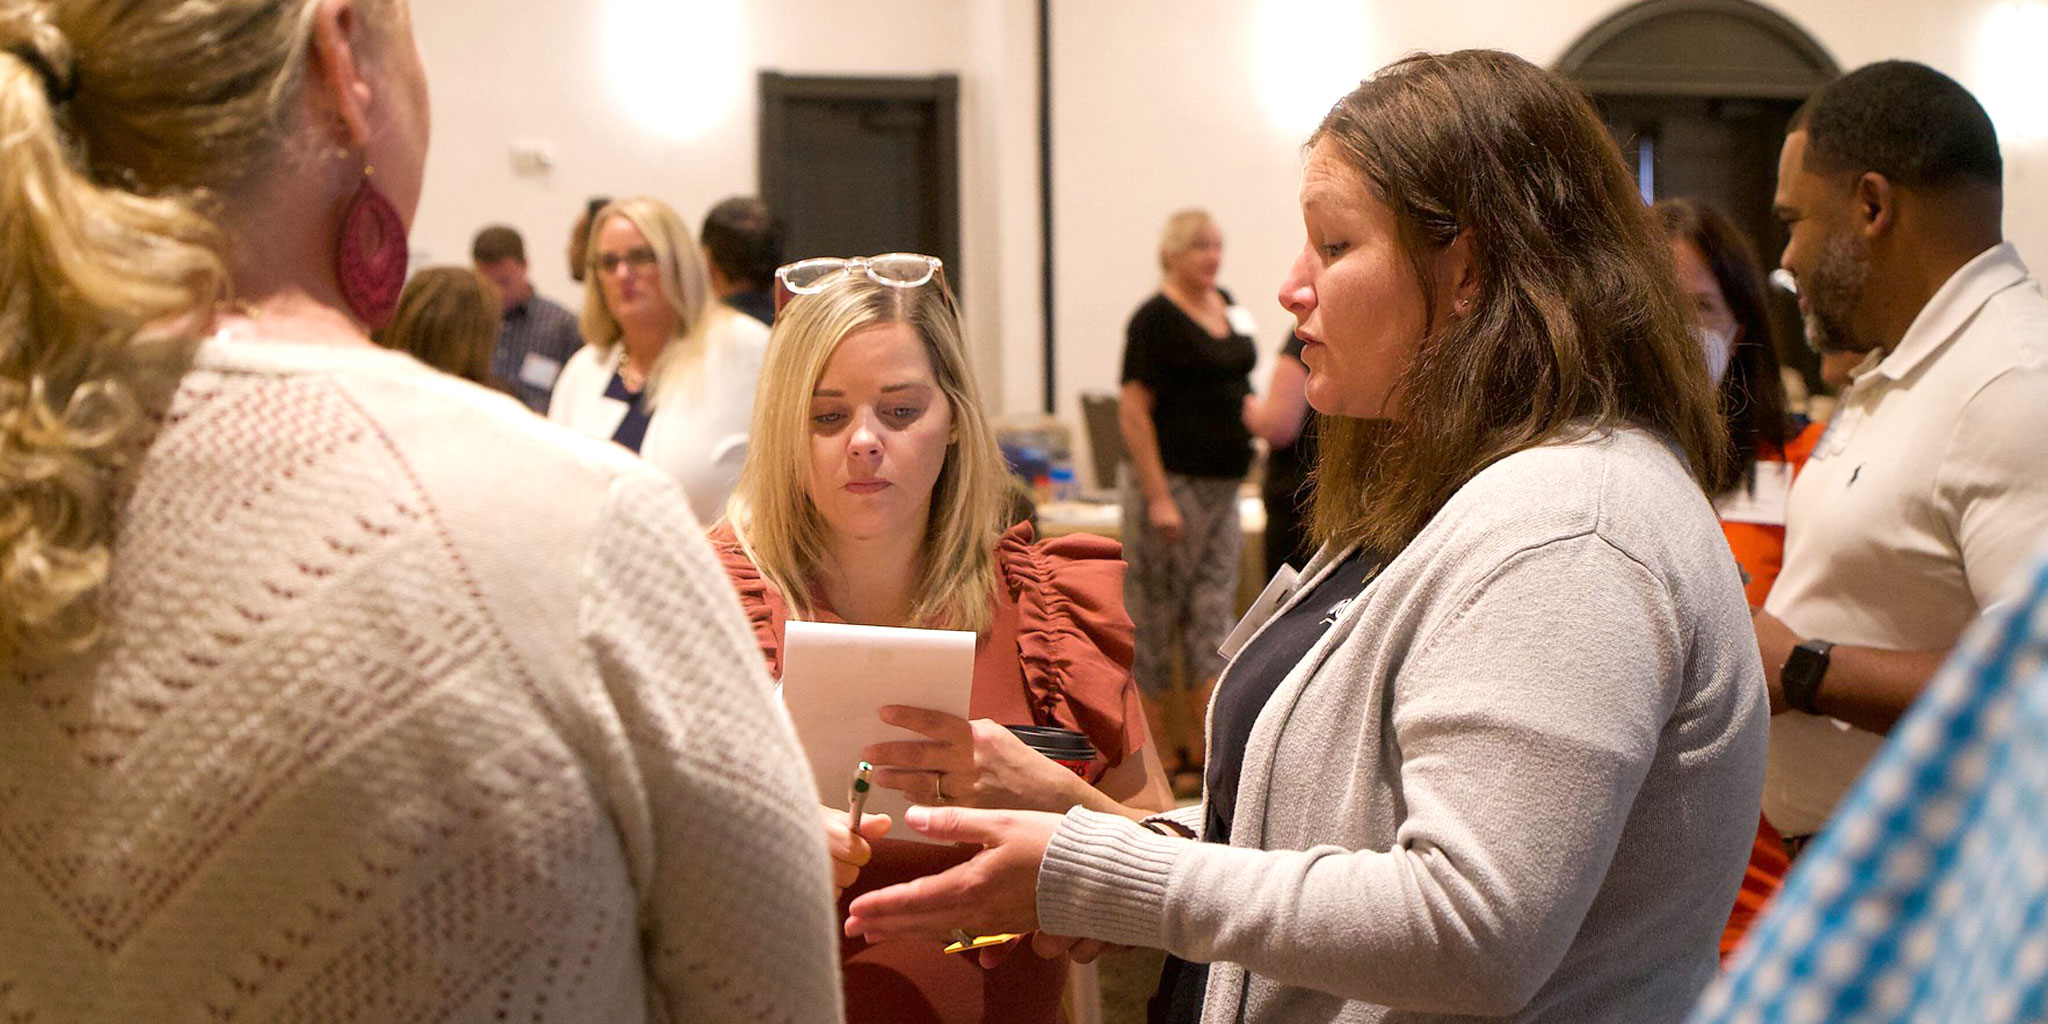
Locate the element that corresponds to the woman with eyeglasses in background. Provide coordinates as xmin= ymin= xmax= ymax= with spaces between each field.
xmin=548 ymin=196 xmax=769 ymax=523
xmin=712 ymin=254 xmax=1174 ymax=1024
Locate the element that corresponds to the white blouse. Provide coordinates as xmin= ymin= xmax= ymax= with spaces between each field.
xmin=548 ymin=308 xmax=770 ymax=525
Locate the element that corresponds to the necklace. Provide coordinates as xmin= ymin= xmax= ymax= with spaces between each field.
xmin=619 ymin=359 xmax=648 ymax=392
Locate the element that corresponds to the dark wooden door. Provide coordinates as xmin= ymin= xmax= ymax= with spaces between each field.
xmin=1598 ymin=94 xmax=1813 ymax=386
xmin=759 ymin=73 xmax=961 ymax=295
xmin=1558 ymin=0 xmax=1841 ymax=390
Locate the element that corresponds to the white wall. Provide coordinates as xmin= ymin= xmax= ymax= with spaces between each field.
xmin=407 ymin=0 xmax=1018 ymax=400
xmin=1046 ymin=0 xmax=2048 ymax=423
xmin=408 ymin=0 xmax=2048 ymax=424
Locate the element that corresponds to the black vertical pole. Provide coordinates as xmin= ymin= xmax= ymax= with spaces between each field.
xmin=1038 ymin=0 xmax=1056 ymax=414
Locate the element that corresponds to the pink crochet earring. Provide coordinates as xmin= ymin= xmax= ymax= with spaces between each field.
xmin=335 ymin=165 xmax=408 ymax=328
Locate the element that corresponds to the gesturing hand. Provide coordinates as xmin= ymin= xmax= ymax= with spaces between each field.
xmin=843 ymin=805 xmax=1063 ymax=945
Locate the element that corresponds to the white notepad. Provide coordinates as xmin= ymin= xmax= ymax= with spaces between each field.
xmin=779 ymin=620 xmax=976 ymax=843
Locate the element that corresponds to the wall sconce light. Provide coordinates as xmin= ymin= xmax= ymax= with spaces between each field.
xmin=1255 ymin=0 xmax=1376 ymax=141
xmin=1980 ymin=1 xmax=2048 ymax=144
xmin=605 ymin=0 xmax=745 ymax=143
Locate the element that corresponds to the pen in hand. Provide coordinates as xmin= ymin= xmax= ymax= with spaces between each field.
xmin=848 ymin=760 xmax=874 ymax=832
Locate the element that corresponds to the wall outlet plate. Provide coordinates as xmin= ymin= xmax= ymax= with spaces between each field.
xmin=509 ymin=139 xmax=555 ymax=176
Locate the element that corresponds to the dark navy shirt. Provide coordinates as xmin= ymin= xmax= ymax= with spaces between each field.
xmin=1154 ymin=546 xmax=1387 ymax=1024
xmin=603 ymin=372 xmax=652 ymax=453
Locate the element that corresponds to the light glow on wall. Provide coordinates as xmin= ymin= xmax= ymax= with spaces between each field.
xmin=1254 ymin=0 xmax=1376 ymax=142
xmin=1979 ymin=1 xmax=2048 ymax=144
xmin=604 ymin=0 xmax=745 ymax=143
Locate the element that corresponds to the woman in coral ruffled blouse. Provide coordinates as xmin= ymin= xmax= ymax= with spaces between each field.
xmin=710 ymin=255 xmax=1174 ymax=1024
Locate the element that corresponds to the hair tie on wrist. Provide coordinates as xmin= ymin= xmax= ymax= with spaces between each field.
xmin=8 ymin=43 xmax=77 ymax=106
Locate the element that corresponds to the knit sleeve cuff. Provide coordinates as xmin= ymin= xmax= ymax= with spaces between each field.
xmin=1037 ymin=807 xmax=1183 ymax=947
xmin=1151 ymin=803 xmax=1204 ymax=835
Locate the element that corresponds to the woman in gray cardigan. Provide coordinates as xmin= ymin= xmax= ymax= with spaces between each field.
xmin=846 ymin=50 xmax=1767 ymax=1024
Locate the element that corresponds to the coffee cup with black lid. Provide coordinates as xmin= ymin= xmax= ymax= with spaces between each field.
xmin=1005 ymin=724 xmax=1098 ymax=775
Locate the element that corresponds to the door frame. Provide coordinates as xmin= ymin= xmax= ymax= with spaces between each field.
xmin=757 ymin=71 xmax=962 ymax=284
xmin=1557 ymin=0 xmax=1839 ymax=99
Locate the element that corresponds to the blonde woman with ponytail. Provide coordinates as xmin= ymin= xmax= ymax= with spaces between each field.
xmin=711 ymin=260 xmax=1172 ymax=1024
xmin=0 ymin=3 xmax=839 ymax=1021
xmin=548 ymin=195 xmax=770 ymax=524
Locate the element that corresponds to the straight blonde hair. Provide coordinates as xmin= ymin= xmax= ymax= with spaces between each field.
xmin=2 ymin=0 xmax=387 ymax=665
xmin=725 ymin=270 xmax=1009 ymax=634
xmin=578 ymin=195 xmax=732 ymax=409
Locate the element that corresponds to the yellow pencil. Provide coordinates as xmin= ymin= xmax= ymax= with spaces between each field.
xmin=944 ymin=931 xmax=1026 ymax=954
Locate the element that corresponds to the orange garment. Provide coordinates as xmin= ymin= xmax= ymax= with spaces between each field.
xmin=1717 ymin=419 xmax=1824 ymax=961
xmin=1721 ymin=422 xmax=1825 ymax=610
xmin=1721 ymin=816 xmax=1792 ymax=960
xmin=710 ymin=521 xmax=1146 ymax=1024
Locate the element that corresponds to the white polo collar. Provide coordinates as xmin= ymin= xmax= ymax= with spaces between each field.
xmin=1874 ymin=242 xmax=2029 ymax=382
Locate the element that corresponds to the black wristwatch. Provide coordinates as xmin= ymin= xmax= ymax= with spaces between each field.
xmin=1781 ymin=639 xmax=1835 ymax=714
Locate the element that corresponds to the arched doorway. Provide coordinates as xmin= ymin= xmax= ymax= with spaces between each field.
xmin=1558 ymin=0 xmax=1839 ymax=388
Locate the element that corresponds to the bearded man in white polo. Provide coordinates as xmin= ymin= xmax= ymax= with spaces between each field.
xmin=1757 ymin=60 xmax=2048 ymax=849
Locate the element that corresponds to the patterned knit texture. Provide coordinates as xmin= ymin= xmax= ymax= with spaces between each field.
xmin=0 ymin=337 xmax=842 ymax=1023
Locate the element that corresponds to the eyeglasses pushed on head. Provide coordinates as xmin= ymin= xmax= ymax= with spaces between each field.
xmin=773 ymin=253 xmax=944 ymax=312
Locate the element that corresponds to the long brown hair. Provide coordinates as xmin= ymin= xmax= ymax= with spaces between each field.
xmin=374 ymin=266 xmax=501 ymax=387
xmin=1654 ymin=197 xmax=1795 ymax=491
xmin=1307 ymin=50 xmax=1729 ymax=554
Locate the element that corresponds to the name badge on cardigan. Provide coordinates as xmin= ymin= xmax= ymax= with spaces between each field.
xmin=1218 ymin=564 xmax=1299 ymax=662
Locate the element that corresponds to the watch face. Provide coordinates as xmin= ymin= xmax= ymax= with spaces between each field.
xmin=1784 ymin=641 xmax=1831 ymax=713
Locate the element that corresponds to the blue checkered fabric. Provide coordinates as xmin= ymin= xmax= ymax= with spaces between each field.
xmin=1689 ymin=555 xmax=2048 ymax=1024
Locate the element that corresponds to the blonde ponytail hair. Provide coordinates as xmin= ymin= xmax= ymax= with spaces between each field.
xmin=1 ymin=0 xmax=347 ymax=665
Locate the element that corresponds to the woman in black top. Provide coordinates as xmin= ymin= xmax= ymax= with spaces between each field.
xmin=1117 ymin=208 xmax=1256 ymax=780
xmin=1244 ymin=332 xmax=1319 ymax=576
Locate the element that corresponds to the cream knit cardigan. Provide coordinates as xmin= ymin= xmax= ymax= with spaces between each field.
xmin=0 ymin=335 xmax=842 ymax=1023
xmin=1039 ymin=428 xmax=1767 ymax=1023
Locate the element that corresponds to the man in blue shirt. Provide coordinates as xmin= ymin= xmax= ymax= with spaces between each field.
xmin=474 ymin=224 xmax=583 ymax=414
